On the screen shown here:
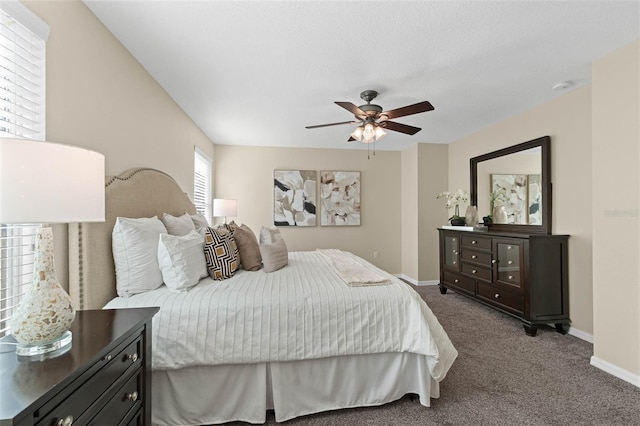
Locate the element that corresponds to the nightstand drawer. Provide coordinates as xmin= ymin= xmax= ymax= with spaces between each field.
xmin=91 ymin=372 xmax=143 ymax=426
xmin=477 ymin=282 xmax=524 ymax=314
xmin=37 ymin=333 xmax=143 ymax=426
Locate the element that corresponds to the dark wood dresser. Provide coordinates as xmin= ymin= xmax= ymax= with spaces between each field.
xmin=0 ymin=308 xmax=158 ymax=426
xmin=438 ymin=228 xmax=569 ymax=336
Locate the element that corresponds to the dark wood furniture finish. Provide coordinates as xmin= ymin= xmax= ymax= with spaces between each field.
xmin=438 ymin=228 xmax=569 ymax=336
xmin=470 ymin=135 xmax=552 ymax=234
xmin=0 ymin=308 xmax=158 ymax=426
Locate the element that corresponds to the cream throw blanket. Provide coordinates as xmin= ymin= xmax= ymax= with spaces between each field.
xmin=317 ymin=249 xmax=390 ymax=286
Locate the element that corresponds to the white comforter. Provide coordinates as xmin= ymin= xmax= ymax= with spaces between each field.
xmin=104 ymin=250 xmax=457 ymax=380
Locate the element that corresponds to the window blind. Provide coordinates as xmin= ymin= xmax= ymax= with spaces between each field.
xmin=0 ymin=1 xmax=48 ymax=337
xmin=194 ymin=147 xmax=213 ymax=224
xmin=0 ymin=2 xmax=47 ymax=140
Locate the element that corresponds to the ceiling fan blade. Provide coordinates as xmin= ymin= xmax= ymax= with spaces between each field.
xmin=335 ymin=101 xmax=366 ymax=117
xmin=382 ymin=121 xmax=422 ymax=135
xmin=382 ymin=101 xmax=434 ymax=120
xmin=305 ymin=121 xmax=357 ymax=129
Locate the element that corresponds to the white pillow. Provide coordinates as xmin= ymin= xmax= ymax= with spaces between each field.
xmin=191 ymin=213 xmax=210 ymax=237
xmin=158 ymin=230 xmax=208 ymax=292
xmin=259 ymin=226 xmax=283 ymax=244
xmin=113 ymin=216 xmax=167 ymax=297
xmin=161 ymin=212 xmax=196 ymax=236
xmin=260 ymin=238 xmax=289 ymax=273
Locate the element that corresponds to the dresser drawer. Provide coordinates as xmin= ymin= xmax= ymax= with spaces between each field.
xmin=460 ymin=235 xmax=492 ymax=251
xmin=461 ymin=262 xmax=492 ymax=282
xmin=90 ymin=372 xmax=143 ymax=426
xmin=477 ymin=282 xmax=524 ymax=314
xmin=460 ymin=249 xmax=492 ymax=266
xmin=37 ymin=332 xmax=143 ymax=426
xmin=443 ymin=271 xmax=475 ymax=293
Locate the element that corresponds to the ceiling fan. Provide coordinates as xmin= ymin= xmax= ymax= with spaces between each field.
xmin=305 ymin=90 xmax=434 ymax=143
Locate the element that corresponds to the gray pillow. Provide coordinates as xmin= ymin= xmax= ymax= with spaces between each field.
xmin=259 ymin=238 xmax=288 ymax=273
xmin=229 ymin=222 xmax=262 ymax=271
xmin=161 ymin=212 xmax=196 ymax=236
xmin=259 ymin=226 xmax=282 ymax=244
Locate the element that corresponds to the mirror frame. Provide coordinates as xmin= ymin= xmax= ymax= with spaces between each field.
xmin=470 ymin=135 xmax=551 ymax=234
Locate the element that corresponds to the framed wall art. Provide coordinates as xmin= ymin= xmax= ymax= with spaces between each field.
xmin=490 ymin=174 xmax=527 ymax=224
xmin=273 ymin=170 xmax=316 ymax=226
xmin=320 ymin=170 xmax=360 ymax=226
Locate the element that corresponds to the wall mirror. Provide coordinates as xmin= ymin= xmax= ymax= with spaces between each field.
xmin=470 ymin=136 xmax=551 ymax=234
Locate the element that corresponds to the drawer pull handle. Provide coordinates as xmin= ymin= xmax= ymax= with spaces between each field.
xmin=508 ymin=275 xmax=514 ymax=280
xmin=453 ymin=251 xmax=458 ymax=255
xmin=494 ymin=293 xmax=500 ymax=299
xmin=103 ymin=354 xmax=112 ymax=362
xmin=491 ymin=260 xmax=497 ymax=264
xmin=507 ymin=246 xmax=512 ymax=250
xmin=508 ymin=260 xmax=513 ymax=265
xmin=471 ymin=240 xmax=477 ymax=245
xmin=126 ymin=391 xmax=139 ymax=402
xmin=472 ymin=269 xmax=477 ymax=274
xmin=127 ymin=353 xmax=139 ymax=362
xmin=452 ymin=261 xmax=456 ymax=265
xmin=56 ymin=415 xmax=73 ymax=426
xmin=471 ymin=255 xmax=477 ymax=259
xmin=454 ymin=279 xmax=459 ymax=283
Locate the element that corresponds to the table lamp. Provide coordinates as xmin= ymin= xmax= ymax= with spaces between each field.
xmin=213 ymin=198 xmax=237 ymax=224
xmin=0 ymin=138 xmax=105 ymax=357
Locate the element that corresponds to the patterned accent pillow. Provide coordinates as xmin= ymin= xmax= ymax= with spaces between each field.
xmin=203 ymin=227 xmax=239 ymax=280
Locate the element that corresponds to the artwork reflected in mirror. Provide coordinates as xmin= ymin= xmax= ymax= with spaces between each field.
xmin=471 ymin=136 xmax=551 ymax=234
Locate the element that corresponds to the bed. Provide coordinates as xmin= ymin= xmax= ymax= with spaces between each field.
xmin=68 ymin=168 xmax=457 ymax=425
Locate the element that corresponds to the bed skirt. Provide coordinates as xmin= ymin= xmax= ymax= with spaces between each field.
xmin=152 ymin=352 xmax=438 ymax=425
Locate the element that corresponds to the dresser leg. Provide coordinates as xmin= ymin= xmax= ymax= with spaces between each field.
xmin=555 ymin=323 xmax=569 ymax=335
xmin=439 ymin=285 xmax=447 ymax=294
xmin=523 ymin=324 xmax=538 ymax=337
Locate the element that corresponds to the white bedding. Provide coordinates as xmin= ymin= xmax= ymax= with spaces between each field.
xmin=104 ymin=250 xmax=457 ymax=381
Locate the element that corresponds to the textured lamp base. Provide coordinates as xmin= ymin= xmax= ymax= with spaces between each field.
xmin=16 ymin=331 xmax=72 ymax=358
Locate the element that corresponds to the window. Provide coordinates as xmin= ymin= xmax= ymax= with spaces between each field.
xmin=194 ymin=147 xmax=213 ymax=224
xmin=0 ymin=0 xmax=49 ymax=337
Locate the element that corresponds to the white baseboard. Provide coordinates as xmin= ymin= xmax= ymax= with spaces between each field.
xmin=590 ymin=356 xmax=640 ymax=388
xmin=568 ymin=327 xmax=593 ymax=343
xmin=394 ymin=275 xmax=439 ymax=286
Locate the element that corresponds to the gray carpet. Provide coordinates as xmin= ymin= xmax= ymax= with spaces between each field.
xmin=233 ymin=285 xmax=640 ymax=425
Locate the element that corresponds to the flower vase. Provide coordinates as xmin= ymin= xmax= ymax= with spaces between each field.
xmin=493 ymin=205 xmax=508 ymax=224
xmin=10 ymin=227 xmax=75 ymax=351
xmin=450 ymin=205 xmax=466 ymax=226
xmin=465 ymin=206 xmax=478 ymax=226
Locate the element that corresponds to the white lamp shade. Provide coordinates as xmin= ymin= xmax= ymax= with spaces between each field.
xmin=0 ymin=138 xmax=105 ymax=223
xmin=213 ymin=198 xmax=237 ymax=218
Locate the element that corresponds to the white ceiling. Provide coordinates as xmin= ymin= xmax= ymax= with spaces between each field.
xmin=83 ymin=0 xmax=639 ymax=151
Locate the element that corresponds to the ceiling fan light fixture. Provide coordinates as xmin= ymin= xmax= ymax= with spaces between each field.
xmin=350 ymin=126 xmax=364 ymax=141
xmin=374 ymin=126 xmax=387 ymax=140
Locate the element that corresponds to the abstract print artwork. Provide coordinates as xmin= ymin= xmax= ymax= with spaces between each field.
xmin=274 ymin=170 xmax=316 ymax=226
xmin=490 ymin=174 xmax=528 ymax=224
xmin=528 ymin=174 xmax=542 ymax=225
xmin=320 ymin=171 xmax=361 ymax=226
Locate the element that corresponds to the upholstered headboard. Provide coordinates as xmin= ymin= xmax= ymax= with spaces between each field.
xmin=68 ymin=168 xmax=197 ymax=310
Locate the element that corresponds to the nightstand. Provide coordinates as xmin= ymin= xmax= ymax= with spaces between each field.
xmin=0 ymin=307 xmax=158 ymax=426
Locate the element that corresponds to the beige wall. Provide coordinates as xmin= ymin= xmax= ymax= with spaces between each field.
xmin=592 ymin=40 xmax=639 ymax=377
xmin=214 ymin=145 xmax=402 ymax=273
xmin=448 ymin=85 xmax=593 ymax=336
xmin=401 ymin=145 xmax=419 ymax=279
xmin=418 ymin=143 xmax=448 ymax=281
xmin=24 ymin=0 xmax=214 ymax=289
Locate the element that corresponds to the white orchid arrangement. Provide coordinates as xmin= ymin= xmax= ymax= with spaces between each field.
xmin=436 ymin=189 xmax=469 ymax=218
